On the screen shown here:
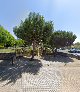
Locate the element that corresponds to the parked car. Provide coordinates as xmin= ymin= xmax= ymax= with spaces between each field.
xmin=76 ymin=49 xmax=80 ymax=53
xmin=68 ymin=48 xmax=80 ymax=53
xmin=68 ymin=48 xmax=76 ymax=53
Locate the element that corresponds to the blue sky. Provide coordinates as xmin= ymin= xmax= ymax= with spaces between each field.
xmin=0 ymin=0 xmax=80 ymax=42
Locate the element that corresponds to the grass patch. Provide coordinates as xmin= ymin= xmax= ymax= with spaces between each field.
xmin=0 ymin=49 xmax=15 ymax=53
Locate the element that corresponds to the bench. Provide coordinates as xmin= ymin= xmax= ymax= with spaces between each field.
xmin=0 ymin=53 xmax=16 ymax=65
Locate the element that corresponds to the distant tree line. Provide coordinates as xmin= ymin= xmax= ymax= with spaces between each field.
xmin=72 ymin=42 xmax=80 ymax=49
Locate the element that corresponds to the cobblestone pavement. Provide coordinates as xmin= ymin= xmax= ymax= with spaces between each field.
xmin=0 ymin=56 xmax=80 ymax=92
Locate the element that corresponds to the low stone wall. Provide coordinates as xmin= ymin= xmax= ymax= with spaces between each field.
xmin=0 ymin=53 xmax=16 ymax=65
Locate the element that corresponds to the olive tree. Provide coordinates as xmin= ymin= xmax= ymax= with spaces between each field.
xmin=13 ymin=12 xmax=45 ymax=60
xmin=13 ymin=12 xmax=54 ymax=59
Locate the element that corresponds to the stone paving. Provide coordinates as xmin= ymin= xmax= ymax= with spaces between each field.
xmin=0 ymin=56 xmax=80 ymax=92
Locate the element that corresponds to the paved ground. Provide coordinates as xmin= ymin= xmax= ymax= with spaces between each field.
xmin=0 ymin=55 xmax=80 ymax=92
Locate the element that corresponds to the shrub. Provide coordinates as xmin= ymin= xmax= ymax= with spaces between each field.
xmin=0 ymin=45 xmax=4 ymax=49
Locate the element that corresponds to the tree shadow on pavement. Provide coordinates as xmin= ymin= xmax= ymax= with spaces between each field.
xmin=0 ymin=56 xmax=42 ymax=85
xmin=43 ymin=55 xmax=74 ymax=63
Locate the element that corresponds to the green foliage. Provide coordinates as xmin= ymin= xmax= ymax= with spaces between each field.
xmin=73 ymin=42 xmax=80 ymax=49
xmin=0 ymin=26 xmax=7 ymax=44
xmin=13 ymin=12 xmax=77 ymax=56
xmin=5 ymin=34 xmax=15 ymax=47
xmin=15 ymin=48 xmax=23 ymax=55
xmin=0 ymin=48 xmax=15 ymax=53
xmin=42 ymin=21 xmax=54 ymax=46
xmin=15 ymin=47 xmax=33 ymax=57
xmin=15 ymin=39 xmax=24 ymax=47
xmin=13 ymin=12 xmax=54 ymax=45
xmin=45 ymin=48 xmax=52 ymax=54
xmin=13 ymin=12 xmax=54 ymax=58
xmin=0 ymin=44 xmax=4 ymax=49
xmin=0 ymin=25 xmax=15 ymax=47
xmin=49 ymin=30 xmax=77 ymax=49
xmin=22 ymin=48 xmax=32 ymax=57
xmin=13 ymin=12 xmax=45 ymax=45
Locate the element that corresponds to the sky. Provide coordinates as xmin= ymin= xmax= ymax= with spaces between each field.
xmin=0 ymin=0 xmax=80 ymax=42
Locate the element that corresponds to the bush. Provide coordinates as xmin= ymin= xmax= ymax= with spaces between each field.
xmin=15 ymin=47 xmax=40 ymax=57
xmin=46 ymin=48 xmax=52 ymax=54
xmin=23 ymin=48 xmax=32 ymax=57
xmin=0 ymin=45 xmax=4 ymax=49
xmin=15 ymin=48 xmax=23 ymax=57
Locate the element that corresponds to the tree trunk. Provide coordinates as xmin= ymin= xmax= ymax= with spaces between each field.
xmin=55 ymin=48 xmax=57 ymax=55
xmin=30 ymin=41 xmax=35 ymax=60
xmin=54 ymin=48 xmax=57 ymax=57
xmin=38 ymin=46 xmax=40 ymax=57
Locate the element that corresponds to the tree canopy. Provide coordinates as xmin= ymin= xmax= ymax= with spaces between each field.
xmin=13 ymin=12 xmax=45 ymax=45
xmin=15 ymin=39 xmax=24 ymax=47
xmin=73 ymin=42 xmax=80 ymax=49
xmin=0 ymin=25 xmax=15 ymax=47
xmin=42 ymin=21 xmax=53 ymax=47
xmin=49 ymin=30 xmax=77 ymax=49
